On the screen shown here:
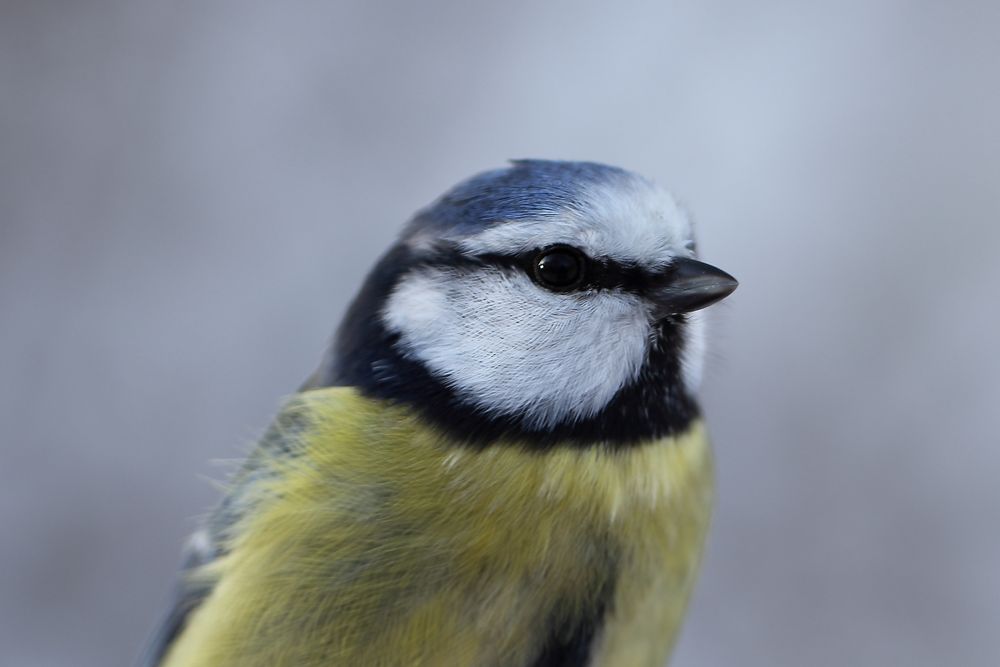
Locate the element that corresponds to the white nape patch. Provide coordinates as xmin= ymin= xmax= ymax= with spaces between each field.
xmin=383 ymin=266 xmax=652 ymax=430
xmin=680 ymin=310 xmax=707 ymax=392
xmin=455 ymin=174 xmax=694 ymax=269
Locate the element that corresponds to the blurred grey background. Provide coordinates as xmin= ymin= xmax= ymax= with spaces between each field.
xmin=2 ymin=1 xmax=998 ymax=665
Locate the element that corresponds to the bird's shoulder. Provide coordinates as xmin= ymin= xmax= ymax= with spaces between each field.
xmin=138 ymin=386 xmax=371 ymax=667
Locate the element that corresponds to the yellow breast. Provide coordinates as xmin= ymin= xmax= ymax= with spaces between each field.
xmin=162 ymin=387 xmax=713 ymax=667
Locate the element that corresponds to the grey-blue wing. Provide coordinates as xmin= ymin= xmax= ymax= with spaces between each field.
xmin=136 ymin=532 xmax=218 ymax=667
xmin=137 ymin=395 xmax=314 ymax=666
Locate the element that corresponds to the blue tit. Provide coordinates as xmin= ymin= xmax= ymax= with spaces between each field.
xmin=139 ymin=159 xmax=738 ymax=667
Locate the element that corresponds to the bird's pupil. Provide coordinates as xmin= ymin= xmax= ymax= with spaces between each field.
xmin=536 ymin=250 xmax=582 ymax=288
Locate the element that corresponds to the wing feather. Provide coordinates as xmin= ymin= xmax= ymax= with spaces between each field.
xmin=137 ymin=393 xmax=315 ymax=666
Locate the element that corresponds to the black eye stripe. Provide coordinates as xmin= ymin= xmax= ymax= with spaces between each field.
xmin=423 ymin=246 xmax=658 ymax=294
xmin=581 ymin=256 xmax=651 ymax=292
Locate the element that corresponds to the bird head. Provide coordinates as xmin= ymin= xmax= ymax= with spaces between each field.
xmin=327 ymin=160 xmax=737 ymax=447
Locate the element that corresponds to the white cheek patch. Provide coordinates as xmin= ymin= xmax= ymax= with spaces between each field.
xmin=382 ymin=267 xmax=652 ymax=430
xmin=455 ymin=176 xmax=694 ymax=270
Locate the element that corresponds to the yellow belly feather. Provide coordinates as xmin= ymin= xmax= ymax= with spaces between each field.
xmin=162 ymin=387 xmax=713 ymax=667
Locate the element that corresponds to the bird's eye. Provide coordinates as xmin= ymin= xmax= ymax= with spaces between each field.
xmin=533 ymin=246 xmax=586 ymax=290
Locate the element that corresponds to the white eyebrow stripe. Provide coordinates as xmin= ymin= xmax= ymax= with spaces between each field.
xmin=457 ymin=220 xmax=676 ymax=268
xmin=453 ymin=178 xmax=694 ymax=269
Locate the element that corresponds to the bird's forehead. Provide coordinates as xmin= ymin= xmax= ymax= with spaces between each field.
xmin=404 ymin=161 xmax=694 ymax=268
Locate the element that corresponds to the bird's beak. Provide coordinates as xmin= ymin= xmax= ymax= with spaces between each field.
xmin=650 ymin=257 xmax=738 ymax=317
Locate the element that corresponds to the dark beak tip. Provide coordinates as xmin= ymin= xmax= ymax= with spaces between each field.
xmin=696 ymin=271 xmax=739 ymax=308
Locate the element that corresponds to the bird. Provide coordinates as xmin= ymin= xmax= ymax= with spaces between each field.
xmin=139 ymin=159 xmax=738 ymax=667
